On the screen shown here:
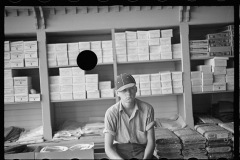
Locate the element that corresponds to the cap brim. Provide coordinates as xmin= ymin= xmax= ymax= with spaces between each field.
xmin=117 ymin=83 xmax=135 ymax=92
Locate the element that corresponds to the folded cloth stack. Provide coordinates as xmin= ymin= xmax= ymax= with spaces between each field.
xmin=194 ymin=114 xmax=223 ymax=125
xmin=4 ymin=144 xmax=32 ymax=154
xmin=218 ymin=122 xmax=234 ymax=153
xmin=195 ymin=123 xmax=233 ymax=159
xmin=211 ymin=101 xmax=233 ymax=123
xmin=173 ymin=128 xmax=207 ymax=159
xmin=154 ymin=128 xmax=183 ymax=159
xmin=5 ymin=126 xmax=25 ymax=143
xmin=16 ymin=125 xmax=44 ymax=144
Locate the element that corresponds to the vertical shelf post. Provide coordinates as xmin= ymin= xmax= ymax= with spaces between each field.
xmin=37 ymin=30 xmax=53 ymax=140
xmin=180 ymin=23 xmax=194 ymax=128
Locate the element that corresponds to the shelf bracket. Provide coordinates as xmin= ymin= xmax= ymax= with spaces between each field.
xmin=39 ymin=6 xmax=45 ymax=29
xmin=124 ymin=6 xmax=130 ymax=12
xmin=101 ymin=6 xmax=108 ymax=13
xmin=93 ymin=6 xmax=98 ymax=13
xmin=32 ymin=7 xmax=38 ymax=29
xmin=179 ymin=6 xmax=183 ymax=22
xmin=186 ymin=6 xmax=190 ymax=22
xmin=114 ymin=5 xmax=119 ymax=12
xmin=157 ymin=6 xmax=162 ymax=10
xmin=80 ymin=6 xmax=87 ymax=14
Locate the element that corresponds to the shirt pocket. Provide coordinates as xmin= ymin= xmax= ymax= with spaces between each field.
xmin=136 ymin=130 xmax=147 ymax=144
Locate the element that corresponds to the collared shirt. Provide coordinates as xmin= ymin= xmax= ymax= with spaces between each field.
xmin=103 ymin=98 xmax=154 ymax=144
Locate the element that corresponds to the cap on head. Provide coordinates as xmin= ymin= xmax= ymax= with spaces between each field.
xmin=116 ymin=73 xmax=136 ymax=92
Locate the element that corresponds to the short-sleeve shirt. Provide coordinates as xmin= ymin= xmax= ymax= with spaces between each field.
xmin=103 ymin=98 xmax=154 ymax=144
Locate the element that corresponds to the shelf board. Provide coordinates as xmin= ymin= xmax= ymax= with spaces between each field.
xmin=191 ymin=56 xmax=234 ymax=60
xmin=48 ymin=63 xmax=113 ymax=68
xmin=192 ymin=90 xmax=234 ymax=94
xmin=4 ymin=101 xmax=41 ymax=105
xmin=136 ymin=93 xmax=183 ymax=98
xmin=4 ymin=66 xmax=39 ymax=70
xmin=118 ymin=59 xmax=181 ymax=64
xmin=51 ymin=97 xmax=116 ymax=103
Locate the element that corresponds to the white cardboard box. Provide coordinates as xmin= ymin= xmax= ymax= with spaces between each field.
xmin=4 ymin=41 xmax=10 ymax=51
xmin=25 ymin=58 xmax=38 ymax=67
xmin=4 ymin=78 xmax=14 ymax=88
xmin=14 ymin=77 xmax=32 ymax=86
xmin=140 ymin=89 xmax=151 ymax=96
xmin=72 ymin=75 xmax=86 ymax=84
xmin=4 ymin=52 xmax=10 ymax=60
xmin=97 ymin=57 xmax=103 ymax=64
xmin=173 ymin=51 xmax=182 ymax=59
xmin=161 ymin=29 xmax=173 ymax=38
xmin=140 ymin=82 xmax=151 ymax=89
xmin=125 ymin=31 xmax=137 ymax=40
xmin=60 ymin=77 xmax=72 ymax=85
xmin=50 ymin=84 xmax=60 ymax=92
xmin=55 ymin=43 xmax=67 ymax=51
xmin=171 ymin=72 xmax=182 ymax=80
xmin=73 ymin=84 xmax=86 ymax=92
xmin=138 ymin=54 xmax=149 ymax=61
xmin=23 ymin=41 xmax=38 ymax=51
xmin=103 ymin=56 xmax=113 ymax=63
xmin=151 ymin=88 xmax=161 ymax=95
xmin=11 ymin=51 xmax=24 ymax=59
xmin=197 ymin=65 xmax=212 ymax=73
xmin=213 ymin=83 xmax=226 ymax=91
xmin=79 ymin=42 xmax=90 ymax=50
xmin=56 ymin=51 xmax=68 ymax=59
xmin=160 ymin=71 xmax=172 ymax=81
xmin=202 ymin=73 xmax=213 ymax=79
xmin=226 ymin=83 xmax=234 ymax=91
xmin=60 ymin=92 xmax=73 ymax=100
xmin=161 ymin=80 xmax=172 ymax=88
xmin=149 ymin=46 xmax=160 ymax=53
xmin=148 ymin=38 xmax=160 ymax=46
xmin=172 ymin=44 xmax=182 ymax=52
xmin=68 ymin=50 xmax=79 ymax=59
xmin=86 ymin=83 xmax=98 ymax=91
xmin=202 ymin=85 xmax=213 ymax=92
xmin=49 ymin=76 xmax=60 ymax=84
xmin=4 ymin=95 xmax=14 ymax=102
xmin=47 ymin=51 xmax=57 ymax=59
xmin=212 ymin=66 xmax=226 ymax=75
xmin=226 ymin=68 xmax=234 ymax=76
xmin=102 ymin=41 xmax=112 ymax=48
xmin=15 ymin=94 xmax=28 ymax=102
xmin=137 ymin=31 xmax=148 ymax=39
xmin=161 ymin=87 xmax=173 ymax=94
xmin=102 ymin=48 xmax=113 ymax=56
xmin=29 ymin=94 xmax=41 ymax=101
xmin=127 ymin=40 xmax=138 ymax=47
xmin=160 ymin=45 xmax=172 ymax=53
xmin=10 ymin=59 xmax=24 ymax=68
xmin=72 ymin=67 xmax=85 ymax=76
xmin=47 ymin=44 xmax=56 ymax=51
xmin=127 ymin=47 xmax=138 ymax=55
xmin=10 ymin=41 xmax=24 ymax=51
xmin=90 ymin=41 xmax=102 ymax=49
xmin=115 ymin=33 xmax=126 ymax=40
xmin=24 ymin=51 xmax=38 ymax=58
xmin=226 ymin=76 xmax=234 ymax=83
xmin=117 ymin=54 xmax=127 ymax=62
xmin=150 ymin=73 xmax=160 ymax=81
xmin=73 ymin=91 xmax=86 ymax=99
xmin=67 ymin=43 xmax=79 ymax=51
xmin=115 ymin=40 xmax=126 ymax=48
xmin=99 ymin=81 xmax=111 ymax=90
xmin=173 ymin=86 xmax=183 ymax=94
xmin=191 ymin=79 xmax=202 ymax=86
xmin=150 ymin=53 xmax=161 ymax=60
xmin=14 ymin=85 xmax=32 ymax=95
xmin=4 ymin=69 xmax=17 ymax=79
xmin=50 ymin=93 xmax=61 ymax=101
xmin=100 ymin=89 xmax=114 ymax=98
xmin=192 ymin=86 xmax=202 ymax=93
xmin=204 ymin=57 xmax=228 ymax=66
xmin=160 ymin=37 xmax=171 ymax=45
xmin=60 ymin=85 xmax=73 ymax=92
xmin=69 ymin=58 xmax=77 ymax=66
xmin=57 ymin=58 xmax=69 ymax=66
xmin=127 ymin=54 xmax=139 ymax=62
xmin=139 ymin=74 xmax=150 ymax=82
xmin=172 ymin=80 xmax=182 ymax=87
xmin=116 ymin=47 xmax=127 ymax=55
xmin=87 ymin=90 xmax=100 ymax=99
xmin=161 ymin=52 xmax=172 ymax=59
xmin=138 ymin=46 xmax=149 ymax=54
xmin=137 ymin=39 xmax=149 ymax=46
xmin=92 ymin=49 xmax=102 ymax=57
xmin=4 ymin=88 xmax=14 ymax=95
xmin=150 ymin=81 xmax=161 ymax=88
xmin=214 ymin=75 xmax=226 ymax=83
xmin=202 ymin=79 xmax=213 ymax=86
xmin=191 ymin=71 xmax=202 ymax=79
xmin=148 ymin=30 xmax=160 ymax=39
xmin=132 ymin=75 xmax=140 ymax=83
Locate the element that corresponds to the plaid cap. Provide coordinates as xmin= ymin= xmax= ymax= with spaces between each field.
xmin=116 ymin=73 xmax=136 ymax=92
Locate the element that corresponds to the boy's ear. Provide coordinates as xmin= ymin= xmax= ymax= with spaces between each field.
xmin=115 ymin=90 xmax=119 ymax=96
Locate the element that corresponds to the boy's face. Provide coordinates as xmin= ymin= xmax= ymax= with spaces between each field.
xmin=116 ymin=85 xmax=137 ymax=103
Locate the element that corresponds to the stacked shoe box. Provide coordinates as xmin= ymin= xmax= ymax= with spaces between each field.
xmin=173 ymin=128 xmax=207 ymax=159
xmin=154 ymin=128 xmax=183 ymax=159
xmin=195 ymin=123 xmax=233 ymax=159
xmin=189 ymin=40 xmax=209 ymax=58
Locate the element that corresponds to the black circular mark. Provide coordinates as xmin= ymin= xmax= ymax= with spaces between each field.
xmin=100 ymin=158 xmax=109 ymax=160
xmin=188 ymin=158 xmax=198 ymax=160
xmin=77 ymin=50 xmax=97 ymax=71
